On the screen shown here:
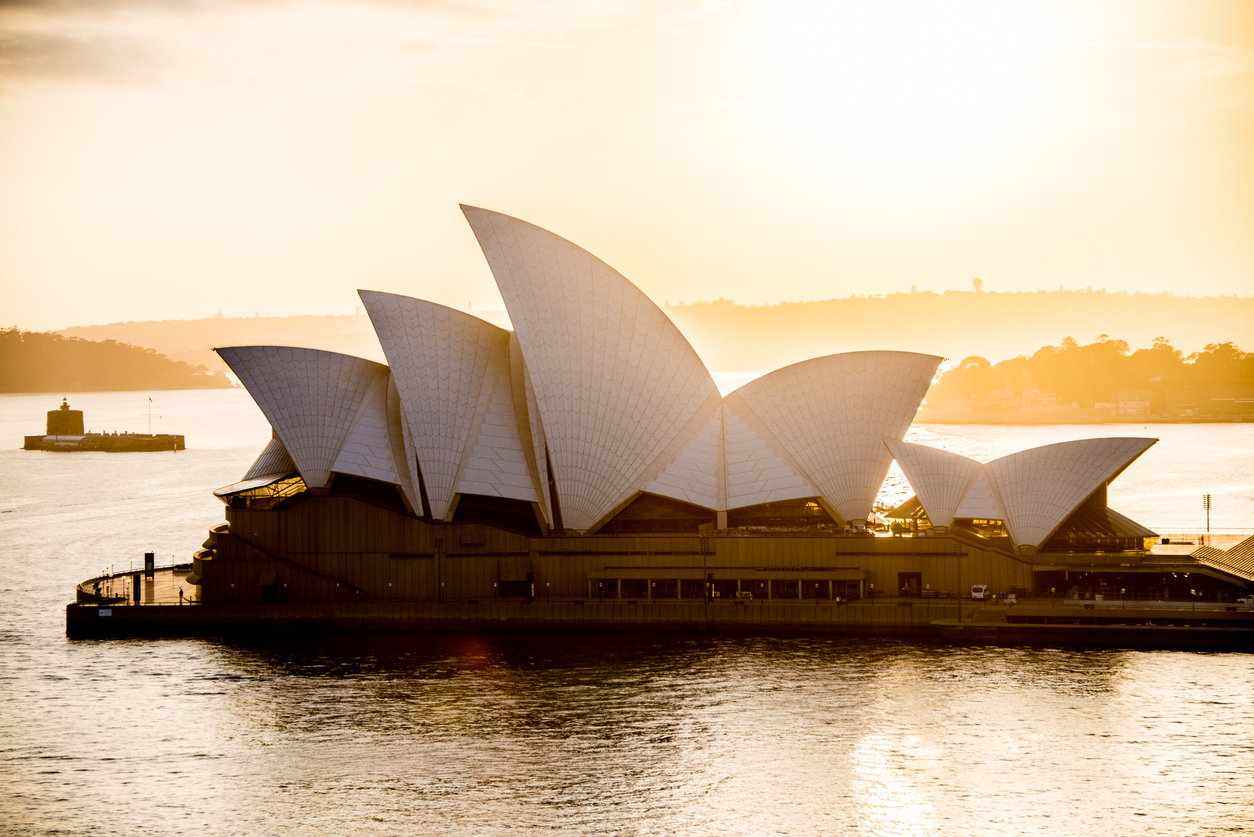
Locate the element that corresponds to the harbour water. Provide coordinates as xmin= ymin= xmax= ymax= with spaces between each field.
xmin=2 ymin=389 xmax=1252 ymax=835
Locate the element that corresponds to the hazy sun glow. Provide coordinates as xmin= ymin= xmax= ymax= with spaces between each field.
xmin=0 ymin=0 xmax=1250 ymax=331
xmin=747 ymin=1 xmax=1055 ymax=169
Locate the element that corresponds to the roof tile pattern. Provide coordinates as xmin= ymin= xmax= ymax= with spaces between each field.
xmin=217 ymin=346 xmax=388 ymax=489
xmin=644 ymin=407 xmax=723 ymax=509
xmin=463 ymin=205 xmax=719 ymax=532
xmin=984 ymin=437 xmax=1156 ymax=547
xmin=885 ymin=440 xmax=983 ymax=528
xmin=222 ymin=210 xmax=1159 ymax=546
xmin=509 ymin=332 xmax=552 ymax=526
xmin=360 ymin=291 xmax=506 ymax=520
xmin=952 ymin=470 xmax=1003 ymax=520
xmin=729 ymin=352 xmax=940 ymax=522
xmin=722 ymin=405 xmax=818 ymax=509
xmin=244 ymin=436 xmax=296 ymax=480
xmin=331 ymin=370 xmax=402 ymax=486
xmin=455 ymin=333 xmax=539 ymax=504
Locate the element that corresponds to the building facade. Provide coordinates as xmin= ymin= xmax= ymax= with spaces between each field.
xmin=190 ymin=207 xmax=1250 ymax=619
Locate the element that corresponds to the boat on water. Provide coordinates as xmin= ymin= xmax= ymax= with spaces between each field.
xmin=25 ymin=398 xmax=185 ymax=452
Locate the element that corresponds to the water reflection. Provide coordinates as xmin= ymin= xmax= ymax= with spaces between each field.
xmin=100 ymin=634 xmax=1240 ymax=836
xmin=3 ymin=387 xmax=1253 ymax=836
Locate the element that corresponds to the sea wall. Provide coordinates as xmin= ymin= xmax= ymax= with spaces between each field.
xmin=66 ymin=598 xmax=959 ymax=639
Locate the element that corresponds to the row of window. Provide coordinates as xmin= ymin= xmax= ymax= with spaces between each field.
xmin=588 ymin=578 xmax=863 ymax=600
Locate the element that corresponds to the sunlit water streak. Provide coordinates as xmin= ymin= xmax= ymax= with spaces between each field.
xmin=1 ymin=390 xmax=1252 ymax=836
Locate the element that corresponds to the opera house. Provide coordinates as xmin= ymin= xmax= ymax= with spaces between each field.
xmin=68 ymin=206 xmax=1254 ymax=640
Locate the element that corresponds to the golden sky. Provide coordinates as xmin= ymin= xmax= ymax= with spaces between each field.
xmin=2 ymin=0 xmax=1252 ymax=331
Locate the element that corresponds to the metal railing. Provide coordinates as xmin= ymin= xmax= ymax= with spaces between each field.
xmin=80 ymin=563 xmax=198 ymax=606
xmin=1152 ymin=528 xmax=1253 ymax=540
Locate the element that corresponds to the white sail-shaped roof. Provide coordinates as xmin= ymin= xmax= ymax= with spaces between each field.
xmin=891 ymin=437 xmax=1155 ymax=548
xmin=452 ymin=333 xmax=539 ymax=505
xmin=330 ymin=369 xmax=402 ymax=487
xmin=985 ymin=437 xmax=1156 ymax=548
xmin=885 ymin=440 xmax=984 ymax=528
xmin=509 ymin=332 xmax=552 ymax=527
xmin=727 ymin=352 xmax=940 ymax=523
xmin=216 ymin=206 xmax=1166 ymax=545
xmin=244 ymin=435 xmax=296 ymax=480
xmin=952 ymin=469 xmax=1003 ymax=520
xmin=360 ymin=290 xmax=536 ymax=520
xmin=722 ymin=404 xmax=819 ymax=509
xmin=643 ymin=406 xmax=724 ymax=509
xmin=462 ymin=205 xmax=721 ymax=532
xmin=217 ymin=346 xmax=390 ymax=490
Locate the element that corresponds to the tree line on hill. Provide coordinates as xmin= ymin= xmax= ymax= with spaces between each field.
xmin=665 ymin=289 xmax=1254 ymax=371
xmin=928 ymin=337 xmax=1254 ymax=406
xmin=0 ymin=329 xmax=234 ymax=393
xmin=55 ymin=290 xmax=1254 ymax=378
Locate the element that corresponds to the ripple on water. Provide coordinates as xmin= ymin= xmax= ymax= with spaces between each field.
xmin=2 ymin=392 xmax=1253 ymax=835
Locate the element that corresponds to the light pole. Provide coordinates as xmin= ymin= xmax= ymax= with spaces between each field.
xmin=1203 ymin=494 xmax=1211 ymax=534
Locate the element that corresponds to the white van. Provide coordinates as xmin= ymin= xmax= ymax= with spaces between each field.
xmin=971 ymin=584 xmax=989 ymax=600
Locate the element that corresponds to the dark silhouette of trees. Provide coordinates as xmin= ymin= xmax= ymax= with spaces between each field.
xmin=0 ymin=329 xmax=233 ymax=393
xmin=1187 ymin=342 xmax=1254 ymax=386
xmin=928 ymin=356 xmax=1000 ymax=400
xmin=928 ymin=336 xmax=1251 ymax=406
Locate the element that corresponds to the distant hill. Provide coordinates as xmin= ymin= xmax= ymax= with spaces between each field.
xmin=50 ymin=290 xmax=1253 ymax=378
xmin=664 ymin=290 xmax=1254 ymax=371
xmin=0 ymin=329 xmax=233 ymax=393
xmin=57 ymin=310 xmax=515 ymax=377
xmin=58 ymin=314 xmax=389 ymax=376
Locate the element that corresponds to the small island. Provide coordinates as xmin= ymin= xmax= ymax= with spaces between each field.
xmin=23 ymin=398 xmax=186 ymax=452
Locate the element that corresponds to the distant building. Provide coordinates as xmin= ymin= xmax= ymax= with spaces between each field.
xmin=1110 ymin=389 xmax=1159 ymax=417
xmin=919 ymin=384 xmax=1111 ymax=423
xmin=1166 ymin=385 xmax=1254 ymax=418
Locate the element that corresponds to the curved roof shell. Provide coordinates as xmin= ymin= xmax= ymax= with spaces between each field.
xmin=884 ymin=440 xmax=983 ymax=528
xmin=728 ymin=351 xmax=941 ymax=523
xmin=244 ymin=435 xmax=296 ymax=481
xmin=952 ymin=470 xmax=1003 ymax=521
xmin=643 ymin=405 xmax=725 ymax=510
xmin=360 ymin=291 xmax=538 ymax=520
xmin=462 ymin=205 xmax=721 ymax=532
xmin=329 ymin=367 xmax=403 ymax=489
xmin=722 ymin=403 xmax=820 ymax=509
xmin=985 ymin=437 xmax=1157 ymax=548
xmin=217 ymin=207 xmax=976 ymax=535
xmin=890 ymin=436 xmax=1157 ymax=549
xmin=216 ymin=346 xmax=392 ymax=491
